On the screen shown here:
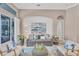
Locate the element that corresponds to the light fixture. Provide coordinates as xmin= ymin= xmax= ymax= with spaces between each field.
xmin=57 ymin=15 xmax=64 ymax=20
xmin=36 ymin=4 xmax=40 ymax=6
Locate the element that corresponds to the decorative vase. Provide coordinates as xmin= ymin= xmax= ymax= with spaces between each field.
xmin=32 ymin=44 xmax=48 ymax=56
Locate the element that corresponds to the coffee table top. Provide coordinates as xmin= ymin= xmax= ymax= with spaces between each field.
xmin=19 ymin=46 xmax=57 ymax=56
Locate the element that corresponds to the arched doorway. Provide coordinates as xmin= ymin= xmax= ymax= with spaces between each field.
xmin=57 ymin=15 xmax=64 ymax=41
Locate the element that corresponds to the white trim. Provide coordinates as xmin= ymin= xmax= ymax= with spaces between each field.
xmin=0 ymin=14 xmax=1 ymax=44
xmin=14 ymin=17 xmax=20 ymax=45
xmin=66 ymin=4 xmax=79 ymax=10
xmin=0 ymin=8 xmax=15 ymax=18
xmin=7 ymin=3 xmax=18 ymax=12
xmin=14 ymin=17 xmax=16 ymax=45
xmin=14 ymin=3 xmax=79 ymax=10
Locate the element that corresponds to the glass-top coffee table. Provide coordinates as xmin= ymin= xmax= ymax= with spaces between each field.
xmin=19 ymin=46 xmax=57 ymax=56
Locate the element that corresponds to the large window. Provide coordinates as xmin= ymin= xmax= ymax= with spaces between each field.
xmin=1 ymin=15 xmax=10 ymax=43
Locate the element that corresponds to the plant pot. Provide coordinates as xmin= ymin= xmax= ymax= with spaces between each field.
xmin=20 ymin=39 xmax=24 ymax=46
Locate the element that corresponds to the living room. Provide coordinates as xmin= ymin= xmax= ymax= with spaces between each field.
xmin=0 ymin=3 xmax=79 ymax=56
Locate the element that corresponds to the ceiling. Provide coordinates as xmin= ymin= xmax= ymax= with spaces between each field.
xmin=14 ymin=3 xmax=78 ymax=10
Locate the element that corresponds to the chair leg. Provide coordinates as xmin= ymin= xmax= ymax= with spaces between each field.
xmin=77 ymin=50 xmax=79 ymax=56
xmin=13 ymin=49 xmax=16 ymax=56
xmin=0 ymin=50 xmax=3 ymax=56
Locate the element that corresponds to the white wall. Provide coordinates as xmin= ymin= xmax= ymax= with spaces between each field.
xmin=23 ymin=16 xmax=53 ymax=37
xmin=19 ymin=9 xmax=66 ymax=35
xmin=65 ymin=5 xmax=79 ymax=43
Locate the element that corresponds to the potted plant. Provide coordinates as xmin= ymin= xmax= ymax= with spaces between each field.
xmin=17 ymin=34 xmax=26 ymax=46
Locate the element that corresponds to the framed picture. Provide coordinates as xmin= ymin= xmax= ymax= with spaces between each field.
xmin=31 ymin=22 xmax=46 ymax=33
